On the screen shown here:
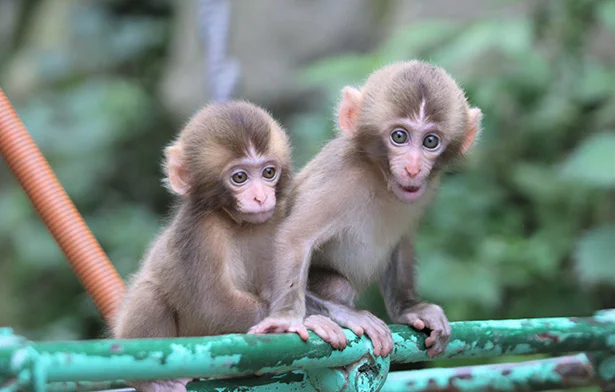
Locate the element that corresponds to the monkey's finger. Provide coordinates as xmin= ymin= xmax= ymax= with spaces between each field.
xmin=335 ymin=328 xmax=349 ymax=349
xmin=249 ymin=318 xmax=294 ymax=335
xmin=371 ymin=322 xmax=393 ymax=357
xmin=318 ymin=316 xmax=348 ymax=349
xmin=343 ymin=321 xmax=364 ymax=337
xmin=366 ymin=315 xmax=391 ymax=343
xmin=427 ymin=339 xmax=445 ymax=358
xmin=306 ymin=323 xmax=330 ymax=345
xmin=402 ymin=313 xmax=426 ymax=330
xmin=319 ymin=322 xmax=342 ymax=349
xmin=412 ymin=319 xmax=426 ymax=330
xmin=426 ymin=330 xmax=448 ymax=358
xmin=364 ymin=326 xmax=383 ymax=357
xmin=382 ymin=332 xmax=394 ymax=357
xmin=330 ymin=322 xmax=348 ymax=349
xmin=247 ymin=325 xmax=265 ymax=334
xmin=289 ymin=325 xmax=310 ymax=341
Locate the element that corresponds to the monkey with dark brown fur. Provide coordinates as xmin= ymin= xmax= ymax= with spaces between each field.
xmin=113 ymin=101 xmax=345 ymax=392
xmin=250 ymin=60 xmax=483 ymax=359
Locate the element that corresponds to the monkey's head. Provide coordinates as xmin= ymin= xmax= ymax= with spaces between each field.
xmin=337 ymin=60 xmax=482 ymax=204
xmin=164 ymin=101 xmax=291 ymax=224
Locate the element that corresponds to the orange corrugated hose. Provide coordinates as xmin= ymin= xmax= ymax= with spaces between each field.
xmin=0 ymin=88 xmax=125 ymax=325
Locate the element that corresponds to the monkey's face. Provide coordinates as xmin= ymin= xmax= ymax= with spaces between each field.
xmin=341 ymin=62 xmax=482 ymax=205
xmin=381 ymin=114 xmax=446 ymax=204
xmin=223 ymin=150 xmax=282 ymax=224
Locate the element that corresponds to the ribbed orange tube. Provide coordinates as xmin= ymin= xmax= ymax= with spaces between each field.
xmin=0 ymin=88 xmax=125 ymax=324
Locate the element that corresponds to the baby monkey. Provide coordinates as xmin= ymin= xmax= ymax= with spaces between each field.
xmin=113 ymin=101 xmax=343 ymax=392
xmin=250 ymin=60 xmax=483 ymax=358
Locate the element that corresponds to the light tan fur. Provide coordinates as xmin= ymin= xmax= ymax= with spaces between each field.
xmin=251 ymin=60 xmax=482 ymax=358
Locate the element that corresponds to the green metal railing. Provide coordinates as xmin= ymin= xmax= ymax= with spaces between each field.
xmin=2 ymin=309 xmax=614 ymax=392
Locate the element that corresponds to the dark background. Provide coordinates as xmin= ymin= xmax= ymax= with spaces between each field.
xmin=0 ymin=0 xmax=613 ymax=381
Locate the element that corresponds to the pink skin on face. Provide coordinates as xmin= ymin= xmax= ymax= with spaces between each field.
xmin=385 ymin=103 xmax=445 ymax=204
xmin=226 ymin=153 xmax=280 ymax=224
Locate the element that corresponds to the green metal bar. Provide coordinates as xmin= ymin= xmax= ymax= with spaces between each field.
xmin=2 ymin=314 xmax=615 ymax=390
xmin=29 ymin=331 xmax=368 ymax=382
xmin=46 ymin=373 xmax=316 ymax=392
xmin=391 ymin=316 xmax=615 ymax=364
xmin=381 ymin=353 xmax=596 ymax=392
xmin=42 ymin=355 xmax=603 ymax=392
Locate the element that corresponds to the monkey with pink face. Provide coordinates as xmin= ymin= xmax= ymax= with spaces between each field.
xmin=250 ymin=60 xmax=483 ymax=358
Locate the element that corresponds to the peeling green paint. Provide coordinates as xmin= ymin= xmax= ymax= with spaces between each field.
xmin=381 ymin=353 xmax=596 ymax=392
xmin=391 ymin=316 xmax=615 ymax=363
xmin=595 ymin=309 xmax=615 ymax=323
xmin=2 ymin=312 xmax=615 ymax=391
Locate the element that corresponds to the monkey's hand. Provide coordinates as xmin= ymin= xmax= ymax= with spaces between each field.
xmin=304 ymin=314 xmax=348 ymax=350
xmin=247 ymin=316 xmax=310 ymax=341
xmin=328 ymin=307 xmax=393 ymax=357
xmin=399 ymin=303 xmax=451 ymax=358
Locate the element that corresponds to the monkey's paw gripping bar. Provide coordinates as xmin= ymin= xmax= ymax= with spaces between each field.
xmin=1 ymin=310 xmax=614 ymax=392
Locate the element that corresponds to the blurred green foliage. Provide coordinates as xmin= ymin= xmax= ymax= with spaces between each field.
xmin=0 ymin=1 xmax=613 ymax=365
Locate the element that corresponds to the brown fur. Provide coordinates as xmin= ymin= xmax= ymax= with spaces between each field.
xmin=253 ymin=60 xmax=482 ymax=358
xmin=112 ymin=101 xmax=292 ymax=391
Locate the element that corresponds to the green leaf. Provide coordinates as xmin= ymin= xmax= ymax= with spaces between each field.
xmin=573 ymin=225 xmax=615 ymax=286
xmin=560 ymin=131 xmax=615 ymax=188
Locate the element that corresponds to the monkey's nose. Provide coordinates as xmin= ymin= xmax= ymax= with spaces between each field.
xmin=405 ymin=165 xmax=421 ymax=178
xmin=254 ymin=194 xmax=268 ymax=205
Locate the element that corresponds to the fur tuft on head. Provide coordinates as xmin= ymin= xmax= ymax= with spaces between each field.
xmin=162 ymin=101 xmax=292 ymax=213
xmin=339 ymin=60 xmax=482 ymax=171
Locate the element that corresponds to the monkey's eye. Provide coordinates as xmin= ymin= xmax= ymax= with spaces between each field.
xmin=390 ymin=128 xmax=409 ymax=145
xmin=231 ymin=171 xmax=248 ymax=184
xmin=422 ymin=134 xmax=440 ymax=150
xmin=262 ymin=167 xmax=277 ymax=179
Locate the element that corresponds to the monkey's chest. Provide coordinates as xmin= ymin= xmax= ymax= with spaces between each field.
xmin=317 ymin=212 xmax=411 ymax=289
xmin=320 ymin=240 xmax=389 ymax=288
xmin=229 ymin=233 xmax=272 ymax=294
xmin=316 ymin=197 xmax=422 ymax=289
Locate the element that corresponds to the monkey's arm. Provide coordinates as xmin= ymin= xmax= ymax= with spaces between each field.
xmin=248 ymin=202 xmax=341 ymax=339
xmin=198 ymin=248 xmax=269 ymax=333
xmin=113 ymin=277 xmax=178 ymax=339
xmin=380 ymin=235 xmax=451 ymax=357
xmin=208 ymin=282 xmax=268 ymax=333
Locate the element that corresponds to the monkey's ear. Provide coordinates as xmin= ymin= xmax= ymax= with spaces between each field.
xmin=164 ymin=144 xmax=190 ymax=196
xmin=461 ymin=107 xmax=483 ymax=154
xmin=337 ymin=86 xmax=362 ymax=138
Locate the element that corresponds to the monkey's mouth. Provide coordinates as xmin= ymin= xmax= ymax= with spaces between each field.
xmin=400 ymin=184 xmax=421 ymax=193
xmin=241 ymin=209 xmax=275 ymax=224
xmin=391 ymin=181 xmax=425 ymax=203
